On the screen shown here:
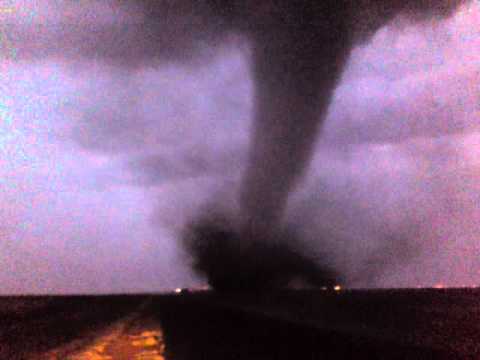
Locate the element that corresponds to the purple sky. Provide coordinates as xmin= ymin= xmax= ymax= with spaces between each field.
xmin=0 ymin=1 xmax=479 ymax=293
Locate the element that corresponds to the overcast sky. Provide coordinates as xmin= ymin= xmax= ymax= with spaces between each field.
xmin=0 ymin=1 xmax=479 ymax=293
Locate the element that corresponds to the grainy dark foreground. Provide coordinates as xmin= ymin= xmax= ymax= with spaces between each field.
xmin=1 ymin=288 xmax=479 ymax=359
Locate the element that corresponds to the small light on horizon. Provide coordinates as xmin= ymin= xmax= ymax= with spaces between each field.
xmin=334 ymin=285 xmax=342 ymax=291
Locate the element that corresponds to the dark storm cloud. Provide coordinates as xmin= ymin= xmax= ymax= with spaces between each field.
xmin=0 ymin=0 xmax=244 ymax=69
xmin=1 ymin=0 xmax=479 ymax=292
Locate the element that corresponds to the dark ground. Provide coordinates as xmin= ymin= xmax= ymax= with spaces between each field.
xmin=0 ymin=295 xmax=148 ymax=359
xmin=1 ymin=288 xmax=480 ymax=359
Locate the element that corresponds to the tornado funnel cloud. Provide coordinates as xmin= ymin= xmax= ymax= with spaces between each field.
xmin=186 ymin=11 xmax=353 ymax=290
xmin=183 ymin=0 xmax=470 ymax=290
xmin=240 ymin=25 xmax=350 ymax=236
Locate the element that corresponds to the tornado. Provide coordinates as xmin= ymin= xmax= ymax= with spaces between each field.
xmin=185 ymin=0 xmax=469 ymax=290
xmin=238 ymin=3 xmax=352 ymax=239
xmin=1 ymin=0 xmax=470 ymax=290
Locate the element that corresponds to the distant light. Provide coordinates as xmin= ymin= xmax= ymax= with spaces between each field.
xmin=174 ymin=288 xmax=182 ymax=294
xmin=433 ymin=284 xmax=445 ymax=289
xmin=334 ymin=285 xmax=342 ymax=291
